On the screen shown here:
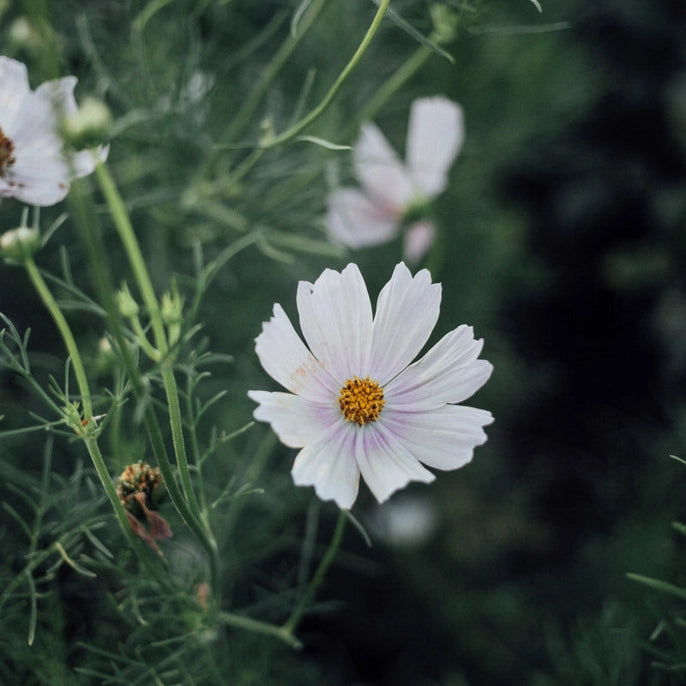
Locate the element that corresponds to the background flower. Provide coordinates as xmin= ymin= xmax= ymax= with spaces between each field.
xmin=326 ymin=97 xmax=464 ymax=262
xmin=249 ymin=262 xmax=493 ymax=509
xmin=0 ymin=56 xmax=107 ymax=206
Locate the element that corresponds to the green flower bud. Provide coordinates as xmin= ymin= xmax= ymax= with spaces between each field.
xmin=0 ymin=226 xmax=41 ymax=261
xmin=61 ymin=96 xmax=112 ymax=149
xmin=116 ymin=283 xmax=140 ymax=318
xmin=430 ymin=4 xmax=459 ymax=45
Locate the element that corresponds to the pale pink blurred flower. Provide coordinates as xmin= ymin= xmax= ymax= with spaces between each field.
xmin=0 ymin=56 xmax=107 ymax=206
xmin=326 ymin=97 xmax=464 ymax=263
xmin=249 ymin=262 xmax=493 ymax=509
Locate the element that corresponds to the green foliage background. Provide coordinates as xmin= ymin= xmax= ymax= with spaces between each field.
xmin=1 ymin=0 xmax=686 ymax=684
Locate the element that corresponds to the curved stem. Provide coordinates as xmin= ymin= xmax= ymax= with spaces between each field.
xmin=261 ymin=0 xmax=392 ymax=149
xmin=23 ymin=256 xmax=93 ymax=420
xmin=93 ymin=163 xmax=219 ymax=587
xmin=282 ymin=508 xmax=347 ymax=636
xmin=221 ymin=0 xmax=332 ymax=145
xmin=355 ymin=43 xmax=432 ymax=127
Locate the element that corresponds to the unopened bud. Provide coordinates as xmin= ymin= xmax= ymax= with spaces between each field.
xmin=61 ymin=96 xmax=112 ymax=149
xmin=116 ymin=283 xmax=139 ymax=318
xmin=430 ymin=5 xmax=459 ymax=45
xmin=0 ymin=226 xmax=41 ymax=260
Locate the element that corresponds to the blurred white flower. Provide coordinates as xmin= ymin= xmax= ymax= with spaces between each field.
xmin=249 ymin=262 xmax=493 ymax=509
xmin=0 ymin=56 xmax=107 ymax=206
xmin=371 ymin=494 xmax=438 ymax=548
xmin=326 ymin=97 xmax=464 ymax=263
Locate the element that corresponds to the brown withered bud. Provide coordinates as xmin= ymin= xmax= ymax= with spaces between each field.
xmin=116 ymin=461 xmax=165 ymax=513
xmin=116 ymin=461 xmax=172 ymax=555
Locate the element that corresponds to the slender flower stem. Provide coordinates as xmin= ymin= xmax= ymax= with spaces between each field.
xmin=83 ymin=436 xmax=138 ymax=538
xmin=93 ymin=163 xmax=218 ymax=584
xmin=261 ymin=0 xmax=392 ymax=149
xmin=355 ymin=43 xmax=432 ymax=127
xmin=217 ymin=611 xmax=303 ymax=650
xmin=22 ymin=255 xmax=137 ymax=540
xmin=160 ymin=361 xmax=201 ymax=514
xmin=23 ymin=256 xmax=93 ymax=420
xmin=94 ymin=163 xmax=168 ymax=354
xmin=221 ymin=0 xmax=332 ymax=145
xmin=95 ymin=162 xmax=198 ymax=509
xmin=282 ymin=509 xmax=347 ymax=637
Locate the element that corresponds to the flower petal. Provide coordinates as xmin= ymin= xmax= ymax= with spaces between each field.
xmin=4 ymin=158 xmax=71 ymax=205
xmin=403 ymin=220 xmax=435 ymax=264
xmin=380 ymin=404 xmax=493 ymax=470
xmin=370 ymin=263 xmax=441 ymax=384
xmin=248 ymin=391 xmax=340 ymax=448
xmin=254 ymin=303 xmax=338 ymax=401
xmin=35 ymin=76 xmax=80 ymax=118
xmin=354 ymin=122 xmax=414 ymax=211
xmin=406 ymin=97 xmax=464 ymax=198
xmin=291 ymin=424 xmax=360 ymax=509
xmin=0 ymin=57 xmax=30 ymax=134
xmin=70 ymin=145 xmax=109 ymax=179
xmin=354 ymin=423 xmax=435 ymax=503
xmin=297 ymin=263 xmax=374 ymax=381
xmin=326 ymin=187 xmax=399 ymax=248
xmin=385 ymin=324 xmax=493 ymax=408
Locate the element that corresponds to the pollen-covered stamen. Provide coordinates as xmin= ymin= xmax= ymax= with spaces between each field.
xmin=0 ymin=127 xmax=16 ymax=177
xmin=338 ymin=375 xmax=385 ymax=425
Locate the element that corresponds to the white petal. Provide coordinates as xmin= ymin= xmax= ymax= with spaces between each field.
xmin=370 ymin=263 xmax=441 ymax=385
xmin=379 ymin=404 xmax=493 ymax=470
xmin=254 ymin=303 xmax=337 ymax=401
xmin=385 ymin=324 xmax=493 ymax=408
xmin=291 ymin=424 xmax=360 ymax=509
xmin=5 ymin=157 xmax=70 ymax=205
xmin=354 ymin=123 xmax=414 ymax=211
xmin=296 ymin=263 xmax=374 ymax=381
xmin=248 ymin=390 xmax=340 ymax=448
xmin=354 ymin=423 xmax=435 ymax=503
xmin=35 ymin=76 xmax=79 ymax=118
xmin=0 ymin=57 xmax=30 ymax=134
xmin=403 ymin=220 xmax=435 ymax=264
xmin=406 ymin=97 xmax=464 ymax=198
xmin=326 ymin=187 xmax=399 ymax=248
xmin=70 ymin=146 xmax=109 ymax=179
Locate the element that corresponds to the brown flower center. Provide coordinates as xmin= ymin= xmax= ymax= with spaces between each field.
xmin=338 ymin=375 xmax=385 ymax=425
xmin=0 ymin=126 xmax=16 ymax=177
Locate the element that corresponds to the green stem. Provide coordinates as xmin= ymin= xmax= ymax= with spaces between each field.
xmin=282 ymin=509 xmax=347 ymax=636
xmin=94 ymin=163 xmax=168 ymax=354
xmin=70 ymin=177 xmax=220 ymax=591
xmin=18 ymin=255 xmax=135 ymax=538
xmin=261 ymin=0 xmax=392 ymax=149
xmin=83 ymin=436 xmax=137 ymax=538
xmin=23 ymin=256 xmax=93 ymax=420
xmin=160 ymin=361 xmax=201 ymax=514
xmin=217 ymin=611 xmax=302 ymax=650
xmin=96 ymin=164 xmax=202 ymax=511
xmin=355 ymin=43 xmax=432 ymax=126
xmin=221 ymin=0 xmax=332 ymax=144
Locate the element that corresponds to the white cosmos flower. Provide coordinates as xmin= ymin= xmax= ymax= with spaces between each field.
xmin=0 ymin=56 xmax=107 ymax=206
xmin=326 ymin=97 xmax=464 ymax=263
xmin=248 ymin=262 xmax=493 ymax=510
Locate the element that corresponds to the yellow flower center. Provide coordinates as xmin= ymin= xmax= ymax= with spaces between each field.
xmin=0 ymin=126 xmax=16 ymax=177
xmin=338 ymin=375 xmax=385 ymax=425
